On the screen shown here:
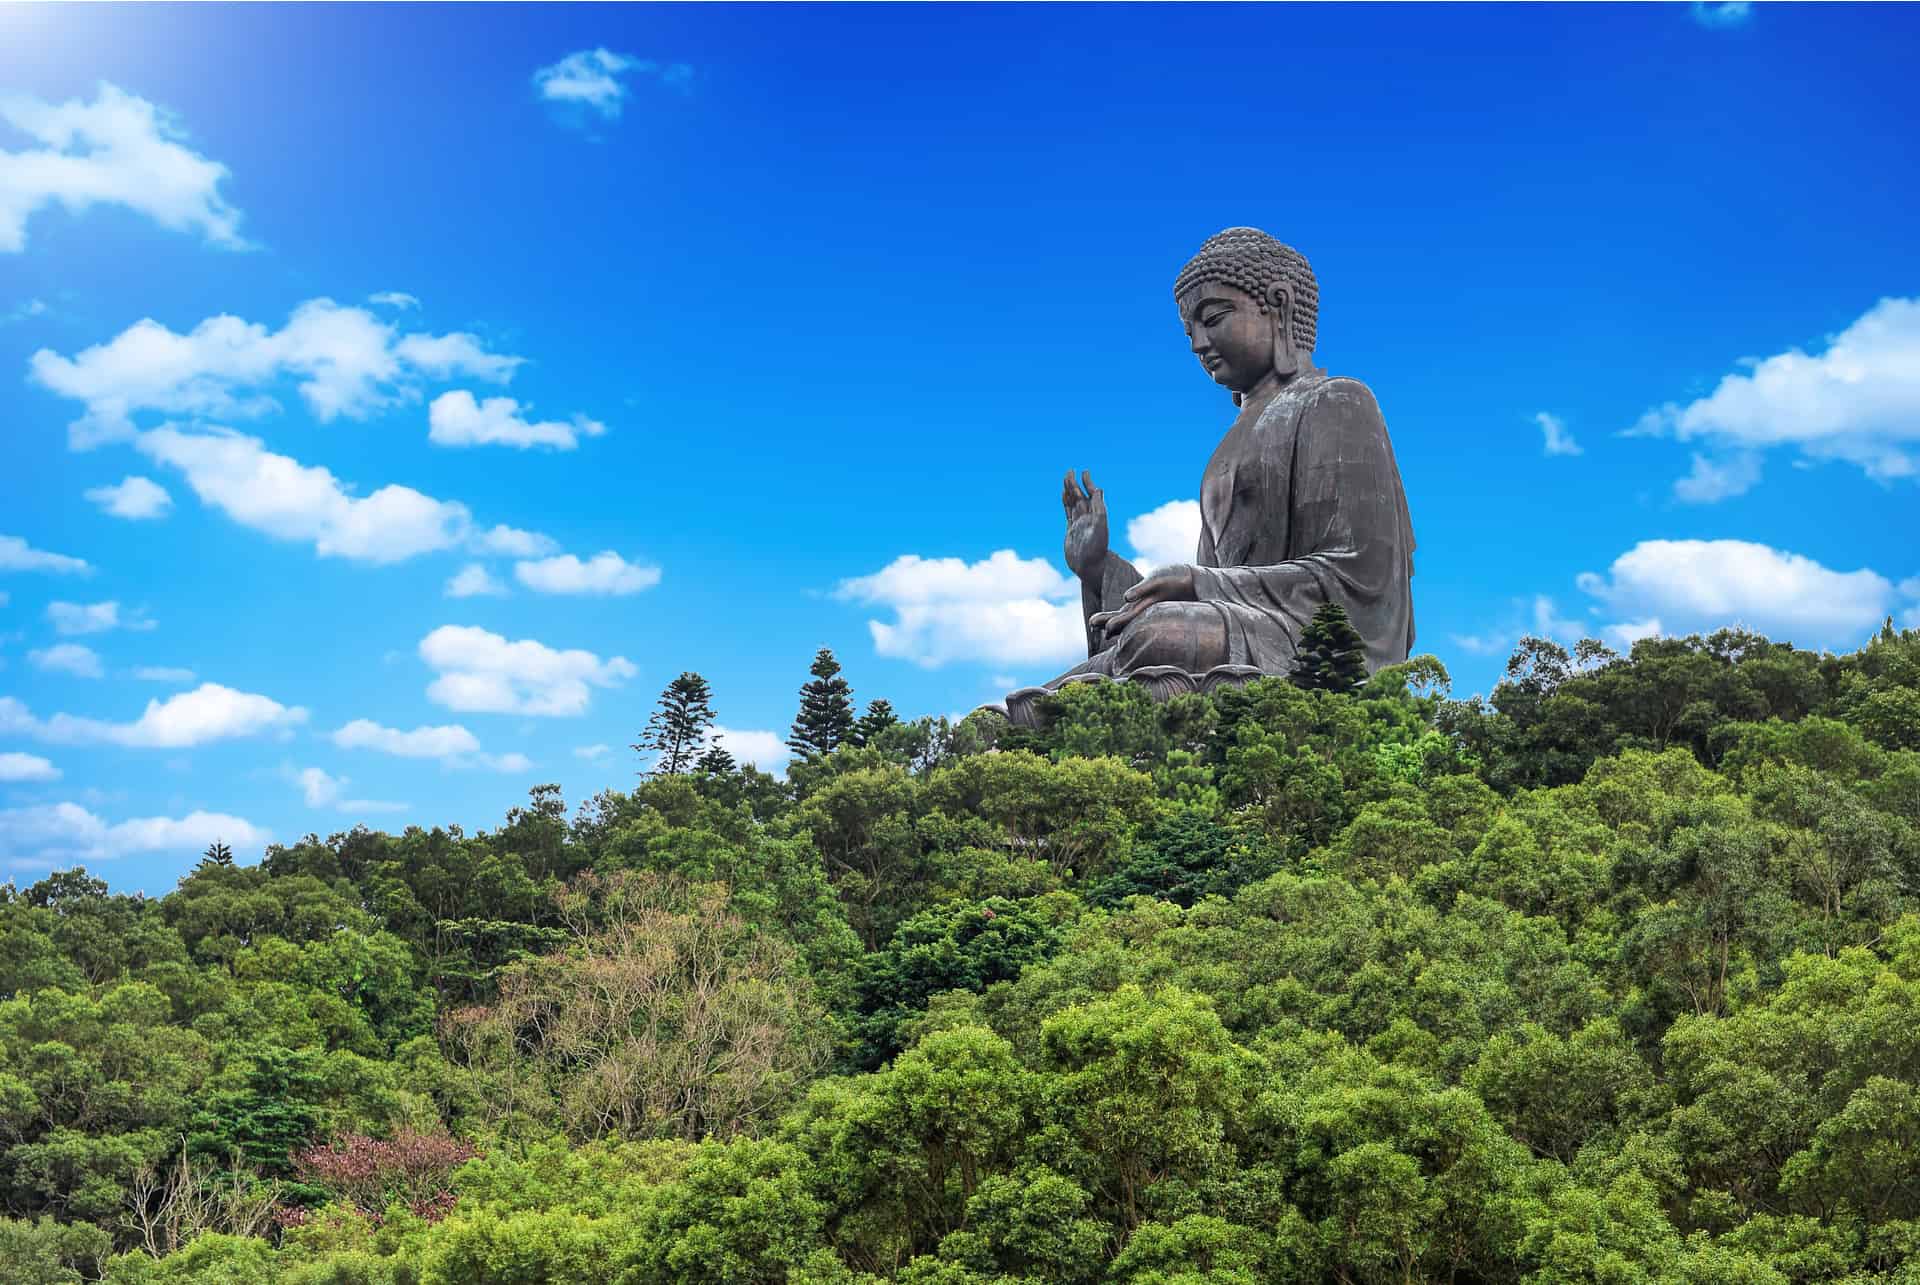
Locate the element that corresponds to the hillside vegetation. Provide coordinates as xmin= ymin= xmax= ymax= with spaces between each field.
xmin=5 ymin=623 xmax=1920 ymax=1283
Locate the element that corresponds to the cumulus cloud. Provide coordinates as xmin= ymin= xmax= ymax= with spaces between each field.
xmin=532 ymin=49 xmax=693 ymax=121
xmin=445 ymin=563 xmax=507 ymax=598
xmin=294 ymin=766 xmax=407 ymax=814
xmin=135 ymin=426 xmax=472 ymax=564
xmin=837 ymin=550 xmax=1084 ymax=668
xmin=0 ymin=534 xmax=90 ymax=575
xmin=29 ymin=643 xmax=104 ymax=679
xmin=419 ymin=624 xmax=636 ymax=716
xmin=469 ymin=525 xmax=559 ymax=559
xmin=1126 ymin=500 xmax=1202 ymax=575
xmin=31 ymin=297 xmax=521 ymax=448
xmin=514 ymin=552 xmax=660 ymax=597
xmin=1673 ymin=452 xmax=1764 ymax=504
xmin=367 ymin=291 xmax=419 ymax=310
xmin=0 ymin=752 xmax=60 ymax=782
xmin=330 ymin=718 xmax=528 ymax=772
xmin=428 ymin=390 xmax=607 ymax=451
xmin=0 ymin=801 xmax=266 ymax=866
xmin=708 ymin=726 xmax=791 ymax=775
xmin=83 ymin=474 xmax=172 ymax=519
xmin=1576 ymin=539 xmax=1895 ymax=646
xmin=1536 ymin=411 xmax=1583 ymax=457
xmin=48 ymin=600 xmax=153 ymax=635
xmin=0 ymin=83 xmax=245 ymax=254
xmin=1631 ymin=297 xmax=1920 ymax=494
xmin=0 ymin=683 xmax=306 ymax=748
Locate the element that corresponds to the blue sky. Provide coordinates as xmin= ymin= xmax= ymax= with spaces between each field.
xmin=2 ymin=2 xmax=1917 ymax=892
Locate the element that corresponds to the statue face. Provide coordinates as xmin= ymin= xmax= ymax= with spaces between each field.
xmin=1178 ymin=281 xmax=1278 ymax=394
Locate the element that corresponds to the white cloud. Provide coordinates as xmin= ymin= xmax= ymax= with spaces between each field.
xmin=0 ymin=801 xmax=267 ymax=865
xmin=708 ymin=726 xmax=790 ymax=775
xmin=0 ymin=683 xmax=306 ymax=748
xmin=836 ymin=550 xmax=1084 ymax=668
xmin=1631 ymin=298 xmax=1920 ymax=492
xmin=1673 ymin=452 xmax=1764 ymax=504
xmin=419 ymin=624 xmax=636 ymax=716
xmin=1126 ymin=500 xmax=1202 ymax=575
xmin=1577 ymin=539 xmax=1894 ymax=646
xmin=428 ymin=390 xmax=607 ymax=451
xmin=329 ymin=718 xmax=529 ymax=774
xmin=1535 ymin=411 xmax=1583 ymax=458
xmin=48 ymin=600 xmax=153 ymax=635
xmin=83 ymin=474 xmax=172 ymax=519
xmin=294 ymin=766 xmax=406 ymax=814
xmin=31 ymin=297 xmax=521 ymax=448
xmin=469 ymin=525 xmax=559 ymax=559
xmin=1603 ymin=617 xmax=1665 ymax=649
xmin=445 ymin=563 xmax=507 ymax=598
xmin=514 ymin=552 xmax=660 ymax=596
xmin=0 ymin=534 xmax=90 ymax=575
xmin=2 ymin=298 xmax=49 ymax=324
xmin=135 ymin=426 xmax=472 ymax=564
xmin=573 ymin=743 xmax=611 ymax=761
xmin=29 ymin=643 xmax=104 ymax=679
xmin=532 ymin=49 xmax=691 ymax=120
xmin=132 ymin=666 xmax=195 ymax=683
xmin=0 ymin=752 xmax=59 ymax=782
xmin=1692 ymin=2 xmax=1752 ymax=28
xmin=368 ymin=291 xmax=419 ymax=310
xmin=0 ymin=83 xmax=245 ymax=254
xmin=332 ymin=718 xmax=477 ymax=758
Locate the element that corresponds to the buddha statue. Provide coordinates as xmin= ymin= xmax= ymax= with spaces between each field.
xmin=1001 ymin=227 xmax=1415 ymax=724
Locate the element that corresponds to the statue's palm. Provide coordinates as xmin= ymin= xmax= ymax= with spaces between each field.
xmin=1063 ymin=470 xmax=1107 ymax=580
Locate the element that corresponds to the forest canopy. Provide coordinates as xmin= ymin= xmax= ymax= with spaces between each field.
xmin=4 ymin=621 xmax=1920 ymax=1284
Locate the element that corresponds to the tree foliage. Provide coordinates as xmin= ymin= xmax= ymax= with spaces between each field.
xmin=0 ymin=623 xmax=1917 ymax=1282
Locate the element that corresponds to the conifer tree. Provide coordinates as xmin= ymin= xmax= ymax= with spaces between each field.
xmin=788 ymin=648 xmax=855 ymax=758
xmin=198 ymin=840 xmax=234 ymax=870
xmin=635 ymin=672 xmax=718 ymax=775
xmin=852 ymin=698 xmax=900 ymax=748
xmin=694 ymin=739 xmax=737 ymax=776
xmin=1290 ymin=601 xmax=1370 ymax=694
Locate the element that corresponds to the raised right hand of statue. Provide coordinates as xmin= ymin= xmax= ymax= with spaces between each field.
xmin=1062 ymin=470 xmax=1109 ymax=582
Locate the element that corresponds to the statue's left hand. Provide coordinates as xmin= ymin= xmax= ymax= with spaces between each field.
xmin=1089 ymin=565 xmax=1197 ymax=640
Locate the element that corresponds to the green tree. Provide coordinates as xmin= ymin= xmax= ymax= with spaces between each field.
xmin=197 ymin=841 xmax=235 ymax=871
xmin=852 ymin=699 xmax=900 ymax=749
xmin=637 ymin=671 xmax=719 ymax=776
xmin=1290 ymin=601 xmax=1370 ymax=694
xmin=789 ymin=649 xmax=856 ymax=760
xmin=695 ymin=739 xmax=737 ymax=776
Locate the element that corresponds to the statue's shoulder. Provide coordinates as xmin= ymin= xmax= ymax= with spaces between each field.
xmin=1308 ymin=373 xmax=1385 ymax=422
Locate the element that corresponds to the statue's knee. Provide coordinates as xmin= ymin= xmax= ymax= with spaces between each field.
xmin=1114 ymin=602 xmax=1218 ymax=669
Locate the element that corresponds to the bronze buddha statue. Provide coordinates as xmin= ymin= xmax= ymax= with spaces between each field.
xmin=1003 ymin=227 xmax=1415 ymax=723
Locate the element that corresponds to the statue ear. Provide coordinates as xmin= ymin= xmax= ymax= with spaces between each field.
xmin=1263 ymin=281 xmax=1292 ymax=330
xmin=1264 ymin=281 xmax=1298 ymax=366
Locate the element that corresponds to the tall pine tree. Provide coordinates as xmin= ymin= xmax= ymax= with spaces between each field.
xmin=635 ymin=672 xmax=718 ymax=775
xmin=1290 ymin=601 xmax=1370 ymax=694
xmin=788 ymin=648 xmax=855 ymax=759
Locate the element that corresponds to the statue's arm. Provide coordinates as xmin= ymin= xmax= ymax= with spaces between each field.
xmin=1190 ymin=381 xmax=1414 ymax=660
xmin=1082 ymin=554 xmax=1143 ymax=654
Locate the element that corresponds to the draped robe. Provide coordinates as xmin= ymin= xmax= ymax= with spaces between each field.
xmin=1054 ymin=368 xmax=1415 ymax=684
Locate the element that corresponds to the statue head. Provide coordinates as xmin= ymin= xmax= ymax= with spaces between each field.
xmin=1173 ymin=228 xmax=1319 ymax=396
